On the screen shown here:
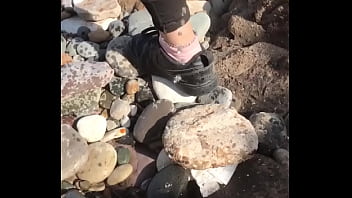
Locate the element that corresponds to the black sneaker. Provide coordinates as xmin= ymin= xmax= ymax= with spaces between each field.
xmin=125 ymin=27 xmax=218 ymax=96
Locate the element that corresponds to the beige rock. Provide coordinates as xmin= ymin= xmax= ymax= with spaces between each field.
xmin=76 ymin=142 xmax=117 ymax=183
xmin=107 ymin=164 xmax=134 ymax=185
xmin=73 ymin=0 xmax=122 ymax=21
xmin=163 ymin=104 xmax=258 ymax=170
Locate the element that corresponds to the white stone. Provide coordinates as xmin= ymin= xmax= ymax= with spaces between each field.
xmin=100 ymin=127 xmax=128 ymax=142
xmin=76 ymin=115 xmax=107 ymax=142
xmin=190 ymin=12 xmax=211 ymax=43
xmin=152 ymin=75 xmax=196 ymax=103
xmin=129 ymin=105 xmax=138 ymax=116
xmin=110 ymin=98 xmax=131 ymax=120
xmin=120 ymin=115 xmax=131 ymax=128
xmin=61 ymin=16 xmax=117 ymax=34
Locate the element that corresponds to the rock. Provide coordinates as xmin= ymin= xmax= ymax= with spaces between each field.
xmin=117 ymin=0 xmax=144 ymax=14
xmin=73 ymin=0 xmax=122 ymax=21
xmin=203 ymin=154 xmax=288 ymax=198
xmin=61 ymin=88 xmax=101 ymax=117
xmin=61 ymin=10 xmax=72 ymax=20
xmin=152 ymin=75 xmax=197 ymax=103
xmin=109 ymin=77 xmax=128 ymax=96
xmin=117 ymin=147 xmax=131 ymax=164
xmin=61 ymin=35 xmax=67 ymax=54
xmin=61 ymin=53 xmax=73 ymax=66
xmin=285 ymin=113 xmax=289 ymax=136
xmin=272 ymin=148 xmax=289 ymax=165
xmin=216 ymin=42 xmax=289 ymax=76
xmin=88 ymin=182 xmax=106 ymax=192
xmin=106 ymin=36 xmax=138 ymax=78
xmin=61 ymin=61 xmax=114 ymax=100
xmin=121 ymin=94 xmax=135 ymax=104
xmin=72 ymin=55 xmax=85 ymax=62
xmin=76 ymin=115 xmax=107 ymax=142
xmin=110 ymin=98 xmax=131 ymax=120
xmin=66 ymin=42 xmax=78 ymax=56
xmin=128 ymin=9 xmax=153 ymax=36
xmin=186 ymin=0 xmax=211 ymax=15
xmin=120 ymin=115 xmax=131 ymax=128
xmin=62 ymin=0 xmax=73 ymax=8
xmin=61 ymin=181 xmax=75 ymax=191
xmin=249 ymin=112 xmax=288 ymax=155
xmin=228 ymin=15 xmax=266 ymax=46
xmin=133 ymin=100 xmax=175 ymax=144
xmin=209 ymin=0 xmax=232 ymax=15
xmin=156 ymin=149 xmax=174 ymax=172
xmin=99 ymin=90 xmax=117 ymax=109
xmin=61 ymin=115 xmax=76 ymax=126
xmin=61 ymin=124 xmax=89 ymax=181
xmin=125 ymin=79 xmax=139 ymax=95
xmin=197 ymin=86 xmax=232 ymax=108
xmin=75 ymin=180 xmax=90 ymax=191
xmin=100 ymin=108 xmax=109 ymax=119
xmin=136 ymin=86 xmax=154 ymax=104
xmin=108 ymin=20 xmax=125 ymax=37
xmin=191 ymin=165 xmax=237 ymax=197
xmin=174 ymin=102 xmax=200 ymax=111
xmin=61 ymin=17 xmax=117 ymax=33
xmin=191 ymin=169 xmax=220 ymax=197
xmin=88 ymin=29 xmax=111 ymax=43
xmin=107 ymin=164 xmax=133 ymax=185
xmin=112 ymin=145 xmax=155 ymax=189
xmin=77 ymin=26 xmax=91 ymax=40
xmin=147 ymin=165 xmax=190 ymax=198
xmin=77 ymin=142 xmax=117 ymax=183
xmin=190 ymin=12 xmax=211 ymax=43
xmin=129 ymin=105 xmax=138 ymax=116
xmin=190 ymin=164 xmax=237 ymax=197
xmin=77 ymin=41 xmax=99 ymax=58
xmin=62 ymin=189 xmax=86 ymax=198
xmin=106 ymin=119 xmax=119 ymax=131
xmin=101 ymin=127 xmax=128 ymax=142
xmin=163 ymin=104 xmax=258 ymax=170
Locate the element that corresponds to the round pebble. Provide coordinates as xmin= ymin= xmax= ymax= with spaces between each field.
xmin=66 ymin=41 xmax=78 ymax=56
xmin=77 ymin=26 xmax=91 ymax=40
xmin=129 ymin=105 xmax=138 ymax=116
xmin=125 ymin=79 xmax=139 ymax=95
xmin=77 ymin=41 xmax=99 ymax=58
xmin=72 ymin=55 xmax=85 ymax=62
xmin=76 ymin=142 xmax=117 ymax=183
xmin=61 ymin=35 xmax=66 ymax=54
xmin=117 ymin=147 xmax=131 ymax=165
xmin=109 ymin=77 xmax=128 ymax=96
xmin=88 ymin=28 xmax=111 ymax=43
xmin=121 ymin=94 xmax=135 ymax=104
xmin=273 ymin=148 xmax=289 ymax=165
xmin=88 ymin=182 xmax=106 ymax=192
xmin=120 ymin=115 xmax=131 ymax=128
xmin=76 ymin=115 xmax=107 ymax=142
xmin=106 ymin=119 xmax=119 ymax=131
xmin=156 ymin=149 xmax=174 ymax=171
xmin=108 ymin=20 xmax=125 ymax=37
xmin=110 ymin=98 xmax=131 ymax=120
xmin=107 ymin=164 xmax=134 ymax=185
xmin=100 ymin=127 xmax=128 ymax=142
xmin=61 ymin=124 xmax=89 ymax=181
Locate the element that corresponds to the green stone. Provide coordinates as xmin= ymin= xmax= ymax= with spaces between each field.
xmin=109 ymin=77 xmax=128 ymax=96
xmin=61 ymin=88 xmax=101 ymax=117
xmin=117 ymin=147 xmax=130 ymax=165
xmin=99 ymin=90 xmax=117 ymax=109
